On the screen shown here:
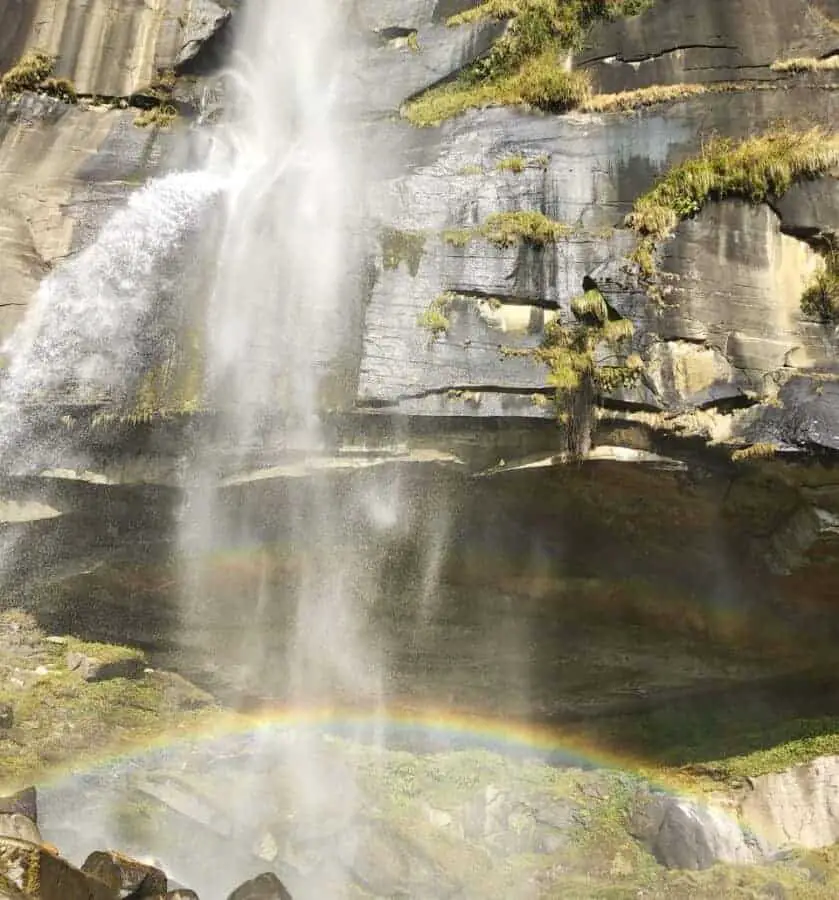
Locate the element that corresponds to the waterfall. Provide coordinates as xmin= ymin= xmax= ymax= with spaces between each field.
xmin=175 ymin=1 xmax=387 ymax=893
xmin=0 ymin=171 xmax=224 ymax=473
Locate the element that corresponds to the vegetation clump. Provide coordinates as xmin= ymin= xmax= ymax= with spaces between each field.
xmin=627 ymin=126 xmax=839 ymax=241
xmin=506 ymin=287 xmax=642 ymax=453
xmin=381 ymin=228 xmax=426 ymax=276
xmin=403 ymin=0 xmax=653 ymax=125
xmin=496 ymin=155 xmax=527 ymax=173
xmin=625 ymin=126 xmax=839 ymax=290
xmin=801 ymin=246 xmax=839 ymax=323
xmin=771 ymin=56 xmax=839 ymax=73
xmin=731 ymin=442 xmax=778 ymax=462
xmin=134 ymin=104 xmax=179 ymax=129
xmin=418 ymin=293 xmax=455 ymax=338
xmin=445 ymin=210 xmax=573 ymax=248
xmin=0 ymin=50 xmax=77 ymax=103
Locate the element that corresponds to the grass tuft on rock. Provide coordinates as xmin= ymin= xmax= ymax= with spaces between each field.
xmin=0 ymin=50 xmax=77 ymax=104
xmin=626 ymin=126 xmax=839 ymax=241
xmin=134 ymin=104 xmax=179 ymax=128
xmin=444 ymin=210 xmax=573 ymax=248
xmin=417 ymin=293 xmax=455 ymax=338
xmin=403 ymin=0 xmax=653 ymax=125
xmin=771 ymin=55 xmax=839 ymax=73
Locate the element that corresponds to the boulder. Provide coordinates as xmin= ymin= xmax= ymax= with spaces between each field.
xmin=81 ymin=851 xmax=167 ymax=895
xmin=0 ymin=837 xmax=116 ymax=900
xmin=0 ymin=815 xmax=41 ymax=846
xmin=629 ymin=791 xmax=767 ymax=870
xmin=226 ymin=873 xmax=293 ymax=900
xmin=66 ymin=651 xmax=146 ymax=683
xmin=739 ymin=755 xmax=839 ymax=848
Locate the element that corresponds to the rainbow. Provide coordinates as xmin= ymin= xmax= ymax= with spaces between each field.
xmin=32 ymin=703 xmax=692 ymax=799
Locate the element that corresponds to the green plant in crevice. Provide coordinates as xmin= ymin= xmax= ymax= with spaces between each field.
xmin=506 ymin=287 xmax=642 ymax=454
xmin=380 ymin=228 xmax=426 ymax=276
xmin=444 ymin=210 xmax=573 ymax=248
xmin=134 ymin=104 xmax=179 ymax=128
xmin=625 ymin=125 xmax=839 ymax=287
xmin=404 ymin=0 xmax=654 ymax=126
xmin=417 ymin=292 xmax=456 ymax=338
xmin=496 ymin=155 xmax=527 ymax=173
xmin=801 ymin=244 xmax=839 ymax=323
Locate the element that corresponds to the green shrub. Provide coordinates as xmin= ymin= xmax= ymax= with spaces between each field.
xmin=801 ymin=251 xmax=839 ymax=323
xmin=134 ymin=104 xmax=179 ymax=128
xmin=0 ymin=49 xmax=54 ymax=95
xmin=418 ymin=293 xmax=455 ymax=337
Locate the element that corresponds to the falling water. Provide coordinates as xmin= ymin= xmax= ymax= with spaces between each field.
xmin=0 ymin=172 xmax=224 ymax=474
xmin=175 ymin=1 xmax=388 ymax=894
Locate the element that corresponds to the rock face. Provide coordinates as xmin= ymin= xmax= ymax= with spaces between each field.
xmin=2 ymin=5 xmax=839 ymax=895
xmin=0 ymin=0 xmax=232 ymax=97
xmin=630 ymin=790 xmax=767 ymax=869
xmin=740 ymin=756 xmax=839 ymax=848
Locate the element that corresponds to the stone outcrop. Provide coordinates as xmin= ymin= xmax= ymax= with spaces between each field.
xmin=0 ymin=0 xmax=232 ymax=97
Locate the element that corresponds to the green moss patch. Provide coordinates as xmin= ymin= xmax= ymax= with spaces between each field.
xmin=0 ymin=610 xmax=216 ymax=790
xmin=381 ymin=228 xmax=426 ymax=276
xmin=404 ymin=0 xmax=654 ymax=125
xmin=444 ymin=210 xmax=573 ymax=247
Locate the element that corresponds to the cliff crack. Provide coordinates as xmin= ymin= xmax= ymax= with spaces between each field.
xmin=581 ymin=43 xmax=740 ymax=67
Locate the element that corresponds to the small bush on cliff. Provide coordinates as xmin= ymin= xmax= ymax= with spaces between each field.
xmin=134 ymin=104 xmax=179 ymax=129
xmin=418 ymin=293 xmax=455 ymax=338
xmin=505 ymin=287 xmax=642 ymax=455
xmin=1 ymin=50 xmax=54 ymax=94
xmin=403 ymin=0 xmax=653 ymax=125
xmin=0 ymin=50 xmax=77 ymax=104
xmin=801 ymin=249 xmax=839 ymax=323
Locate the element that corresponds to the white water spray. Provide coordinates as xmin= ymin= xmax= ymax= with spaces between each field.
xmin=0 ymin=171 xmax=223 ymax=473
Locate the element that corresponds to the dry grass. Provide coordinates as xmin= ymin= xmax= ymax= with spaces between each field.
xmin=481 ymin=209 xmax=573 ymax=245
xmin=581 ymin=82 xmax=710 ymax=112
xmin=731 ymin=443 xmax=777 ymax=462
xmin=771 ymin=55 xmax=839 ymax=73
xmin=626 ymin=125 xmax=839 ymax=240
xmin=134 ymin=104 xmax=179 ymax=128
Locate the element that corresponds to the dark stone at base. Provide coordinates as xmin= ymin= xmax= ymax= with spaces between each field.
xmin=227 ymin=872 xmax=293 ymax=900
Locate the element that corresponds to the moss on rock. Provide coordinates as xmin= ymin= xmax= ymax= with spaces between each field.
xmin=0 ymin=610 xmax=217 ymax=791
